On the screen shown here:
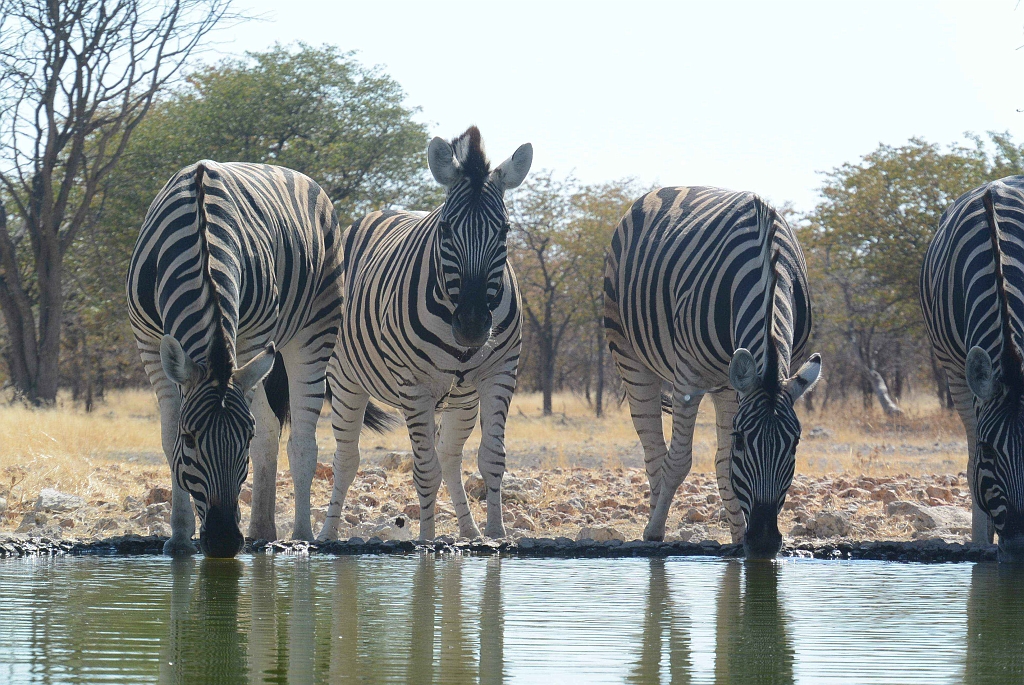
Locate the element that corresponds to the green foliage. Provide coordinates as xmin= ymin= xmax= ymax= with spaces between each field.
xmin=799 ymin=132 xmax=1024 ymax=404
xmin=64 ymin=43 xmax=436 ymax=393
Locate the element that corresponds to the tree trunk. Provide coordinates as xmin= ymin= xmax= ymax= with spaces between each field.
xmin=866 ymin=369 xmax=902 ymax=416
xmin=541 ymin=330 xmax=554 ymax=416
xmin=929 ymin=349 xmax=955 ymax=411
xmin=595 ymin=319 xmax=605 ymax=418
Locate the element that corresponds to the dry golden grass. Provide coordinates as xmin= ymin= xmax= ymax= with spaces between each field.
xmin=0 ymin=388 xmax=970 ymax=526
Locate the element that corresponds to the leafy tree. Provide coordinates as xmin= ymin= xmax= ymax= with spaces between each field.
xmin=800 ymin=133 xmax=1024 ymax=411
xmin=61 ymin=43 xmax=436 ymax=400
xmin=0 ymin=0 xmax=231 ymax=404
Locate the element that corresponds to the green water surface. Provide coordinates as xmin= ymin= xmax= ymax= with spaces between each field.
xmin=0 ymin=555 xmax=1021 ymax=684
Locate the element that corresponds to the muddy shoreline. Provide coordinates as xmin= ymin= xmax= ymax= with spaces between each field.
xmin=0 ymin=533 xmax=999 ymax=563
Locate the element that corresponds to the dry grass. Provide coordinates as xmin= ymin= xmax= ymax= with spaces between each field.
xmin=0 ymin=389 xmax=970 ymax=527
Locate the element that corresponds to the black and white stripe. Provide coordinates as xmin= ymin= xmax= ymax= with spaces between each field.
xmin=127 ymin=161 xmax=349 ymax=557
xmin=604 ymin=187 xmax=820 ymax=558
xmin=921 ymin=176 xmax=1024 ymax=561
xmin=317 ymin=127 xmax=532 ymax=541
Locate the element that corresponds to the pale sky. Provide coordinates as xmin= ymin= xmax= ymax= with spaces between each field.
xmin=208 ymin=1 xmax=1024 ymax=212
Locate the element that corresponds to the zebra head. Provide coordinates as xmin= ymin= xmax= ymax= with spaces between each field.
xmin=729 ymin=235 xmax=821 ymax=559
xmin=428 ymin=126 xmax=532 ymax=348
xmin=964 ymin=187 xmax=1024 ymax=562
xmin=160 ymin=331 xmax=276 ymax=558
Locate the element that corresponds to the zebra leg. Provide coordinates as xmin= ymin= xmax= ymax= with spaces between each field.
xmin=403 ymin=394 xmax=443 ymax=541
xmin=280 ymin=345 xmax=331 ymax=542
xmin=948 ymin=374 xmax=995 ymax=544
xmin=157 ymin=389 xmax=198 ymax=556
xmin=317 ymin=366 xmax=368 ymax=542
xmin=138 ymin=338 xmax=197 ymax=556
xmin=644 ymin=386 xmax=702 ymax=542
xmin=710 ymin=389 xmax=746 ymax=543
xmin=477 ymin=377 xmax=513 ymax=538
xmin=248 ymin=383 xmax=281 ymax=541
xmin=436 ymin=401 xmax=483 ymax=539
xmin=614 ymin=354 xmax=669 ymax=507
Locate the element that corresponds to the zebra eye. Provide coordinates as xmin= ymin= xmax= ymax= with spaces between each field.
xmin=181 ymin=433 xmax=196 ymax=450
xmin=733 ymin=433 xmax=746 ymax=452
xmin=439 ymin=220 xmax=453 ymax=238
xmin=499 ymin=222 xmax=510 ymax=239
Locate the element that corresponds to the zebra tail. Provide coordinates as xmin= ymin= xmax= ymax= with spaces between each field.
xmin=263 ymin=351 xmax=290 ymax=426
xmin=363 ymin=400 xmax=401 ymax=434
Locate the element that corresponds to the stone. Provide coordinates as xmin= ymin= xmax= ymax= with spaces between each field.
xmin=465 ymin=474 xmax=486 ymax=501
xmin=381 ymin=451 xmax=413 ymax=472
xmin=886 ymin=501 xmax=971 ymax=534
xmin=513 ymin=514 xmax=536 ymax=531
xmin=684 ymin=507 xmax=708 ymax=523
xmin=807 ymin=426 xmax=833 ymax=439
xmin=314 ymin=463 xmax=333 ymax=481
xmin=0 ymin=497 xmax=6 ymax=514
xmin=239 ymin=485 xmax=252 ymax=505
xmin=801 ymin=511 xmax=851 ymax=538
xmin=576 ymin=525 xmax=626 ymax=542
xmin=144 ymin=487 xmax=171 ymax=506
xmin=16 ymin=512 xmax=46 ymax=532
xmin=403 ymin=504 xmax=420 ymax=518
xmin=35 ymin=489 xmax=84 ymax=513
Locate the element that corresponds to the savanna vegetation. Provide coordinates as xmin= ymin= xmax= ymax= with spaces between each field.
xmin=0 ymin=0 xmax=1020 ymax=424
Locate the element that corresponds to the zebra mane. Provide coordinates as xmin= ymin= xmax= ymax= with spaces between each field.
xmin=451 ymin=126 xmax=491 ymax=193
xmin=195 ymin=163 xmax=233 ymax=398
xmin=754 ymin=196 xmax=781 ymax=396
xmin=983 ymin=186 xmax=1024 ymax=397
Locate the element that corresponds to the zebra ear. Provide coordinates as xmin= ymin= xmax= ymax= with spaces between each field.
xmin=966 ymin=346 xmax=998 ymax=401
xmin=428 ymin=137 xmax=460 ymax=188
xmin=729 ymin=348 xmax=760 ymax=395
xmin=232 ymin=342 xmax=277 ymax=392
xmin=490 ymin=143 xmax=533 ymax=191
xmin=784 ymin=353 xmax=822 ymax=402
xmin=160 ymin=335 xmax=201 ymax=387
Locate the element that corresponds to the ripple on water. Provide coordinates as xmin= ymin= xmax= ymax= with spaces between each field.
xmin=0 ymin=555 xmax=1022 ymax=684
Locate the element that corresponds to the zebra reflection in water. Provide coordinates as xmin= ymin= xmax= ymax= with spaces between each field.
xmin=966 ymin=563 xmax=1024 ymax=682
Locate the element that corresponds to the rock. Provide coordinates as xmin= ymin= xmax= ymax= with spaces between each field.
xmin=403 ymin=504 xmax=420 ymax=519
xmin=239 ymin=485 xmax=252 ymax=505
xmin=346 ymin=516 xmax=414 ymax=542
xmin=93 ymin=517 xmax=119 ymax=532
xmin=363 ymin=467 xmax=388 ymax=481
xmin=807 ymin=426 xmax=833 ymax=439
xmin=886 ymin=501 xmax=971 ymax=534
xmin=512 ymin=514 xmax=536 ymax=531
xmin=314 ymin=463 xmax=333 ymax=481
xmin=0 ymin=497 xmax=6 ymax=514
xmin=465 ymin=474 xmax=486 ymax=501
xmin=555 ymin=502 xmax=576 ymax=514
xmin=800 ymin=511 xmax=851 ymax=538
xmin=145 ymin=487 xmax=171 ymax=506
xmin=577 ymin=525 xmax=626 ymax=542
xmin=122 ymin=495 xmax=142 ymax=511
xmin=925 ymin=486 xmax=953 ymax=503
xmin=35 ymin=489 xmax=84 ymax=513
xmin=16 ymin=512 xmax=47 ymax=532
xmin=684 ymin=507 xmax=707 ymax=523
xmin=871 ymin=488 xmax=900 ymax=505
xmin=381 ymin=451 xmax=413 ymax=472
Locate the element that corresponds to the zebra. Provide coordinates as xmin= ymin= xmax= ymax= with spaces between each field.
xmin=921 ymin=176 xmax=1024 ymax=561
xmin=604 ymin=187 xmax=821 ymax=558
xmin=317 ymin=126 xmax=531 ymax=542
xmin=127 ymin=161 xmax=386 ymax=557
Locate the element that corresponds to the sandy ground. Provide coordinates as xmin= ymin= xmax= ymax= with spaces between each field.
xmin=0 ymin=390 xmax=976 ymax=545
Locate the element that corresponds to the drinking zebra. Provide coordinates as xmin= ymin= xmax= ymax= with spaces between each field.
xmin=127 ymin=161 xmax=386 ymax=557
xmin=921 ymin=177 xmax=1024 ymax=561
xmin=317 ymin=126 xmax=531 ymax=541
xmin=604 ymin=187 xmax=821 ymax=558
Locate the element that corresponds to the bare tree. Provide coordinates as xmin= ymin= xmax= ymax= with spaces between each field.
xmin=0 ymin=0 xmax=232 ymax=403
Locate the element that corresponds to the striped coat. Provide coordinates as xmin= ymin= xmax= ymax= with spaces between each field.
xmin=317 ymin=127 xmax=532 ymax=541
xmin=127 ymin=161 xmax=345 ymax=556
xmin=921 ymin=176 xmax=1024 ymax=560
xmin=605 ymin=186 xmax=820 ymax=558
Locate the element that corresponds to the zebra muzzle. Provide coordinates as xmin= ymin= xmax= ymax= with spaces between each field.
xmin=200 ymin=501 xmax=245 ymax=558
xmin=452 ymin=305 xmax=492 ymax=348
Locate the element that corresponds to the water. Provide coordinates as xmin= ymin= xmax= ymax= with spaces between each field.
xmin=0 ymin=555 xmax=1021 ymax=684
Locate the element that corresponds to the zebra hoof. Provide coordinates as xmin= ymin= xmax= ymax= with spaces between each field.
xmin=484 ymin=523 xmax=507 ymax=539
xmin=642 ymin=524 xmax=665 ymax=543
xmin=163 ymin=536 xmax=198 ymax=557
xmin=460 ymin=525 xmax=483 ymax=540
